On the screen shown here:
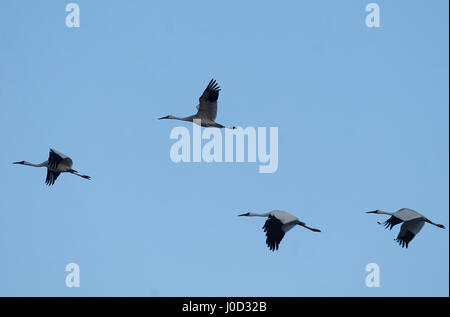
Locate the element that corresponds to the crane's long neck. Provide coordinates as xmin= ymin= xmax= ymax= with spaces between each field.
xmin=16 ymin=161 xmax=48 ymax=168
xmin=245 ymin=212 xmax=271 ymax=217
xmin=379 ymin=210 xmax=394 ymax=216
xmin=159 ymin=115 xmax=195 ymax=122
xmin=368 ymin=210 xmax=395 ymax=216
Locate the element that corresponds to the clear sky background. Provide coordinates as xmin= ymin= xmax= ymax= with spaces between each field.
xmin=0 ymin=0 xmax=448 ymax=297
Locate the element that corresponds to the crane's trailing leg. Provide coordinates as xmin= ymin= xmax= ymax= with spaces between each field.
xmin=69 ymin=169 xmax=91 ymax=180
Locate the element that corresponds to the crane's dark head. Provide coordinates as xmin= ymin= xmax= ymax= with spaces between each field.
xmin=158 ymin=115 xmax=174 ymax=120
xmin=238 ymin=212 xmax=250 ymax=217
xmin=366 ymin=210 xmax=380 ymax=214
xmin=13 ymin=161 xmax=26 ymax=165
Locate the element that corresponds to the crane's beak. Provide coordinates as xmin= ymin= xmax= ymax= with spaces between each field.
xmin=238 ymin=212 xmax=250 ymax=217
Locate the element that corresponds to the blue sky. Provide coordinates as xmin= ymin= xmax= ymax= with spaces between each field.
xmin=0 ymin=0 xmax=448 ymax=296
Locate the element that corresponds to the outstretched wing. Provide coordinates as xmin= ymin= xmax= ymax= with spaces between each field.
xmin=197 ymin=79 xmax=220 ymax=121
xmin=45 ymin=170 xmax=61 ymax=186
xmin=395 ymin=219 xmax=425 ymax=248
xmin=262 ymin=215 xmax=286 ymax=251
xmin=48 ymin=149 xmax=64 ymax=170
xmin=381 ymin=216 xmax=403 ymax=230
xmin=48 ymin=149 xmax=73 ymax=171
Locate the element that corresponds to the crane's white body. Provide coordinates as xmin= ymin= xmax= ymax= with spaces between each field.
xmin=159 ymin=79 xmax=236 ymax=129
xmin=367 ymin=208 xmax=445 ymax=248
xmin=239 ymin=210 xmax=321 ymax=251
xmin=390 ymin=208 xmax=423 ymax=222
xmin=267 ymin=210 xmax=300 ymax=233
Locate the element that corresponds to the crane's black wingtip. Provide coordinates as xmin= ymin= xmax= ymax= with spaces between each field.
xmin=206 ymin=78 xmax=220 ymax=92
